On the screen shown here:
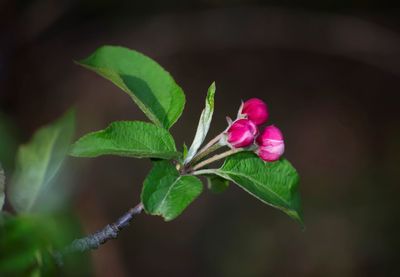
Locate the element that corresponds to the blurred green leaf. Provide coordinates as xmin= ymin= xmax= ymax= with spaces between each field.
xmin=207 ymin=175 xmax=229 ymax=194
xmin=141 ymin=160 xmax=203 ymax=221
xmin=184 ymin=82 xmax=215 ymax=164
xmin=211 ymin=152 xmax=303 ymax=225
xmin=7 ymin=110 xmax=75 ymax=214
xmin=0 ymin=213 xmax=89 ymax=276
xmin=0 ymin=164 xmax=4 ymax=210
xmin=71 ymin=121 xmax=179 ymax=159
xmin=0 ymin=215 xmax=52 ymax=274
xmin=78 ymin=45 xmax=185 ymax=129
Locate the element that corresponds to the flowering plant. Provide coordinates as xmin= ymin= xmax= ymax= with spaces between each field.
xmin=70 ymin=46 xmax=303 ymax=225
xmin=0 ymin=46 xmax=303 ymax=270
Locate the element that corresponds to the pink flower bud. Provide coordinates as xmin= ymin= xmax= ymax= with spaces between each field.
xmin=241 ymin=98 xmax=269 ymax=125
xmin=256 ymin=125 xmax=284 ymax=162
xmin=227 ymin=119 xmax=258 ymax=148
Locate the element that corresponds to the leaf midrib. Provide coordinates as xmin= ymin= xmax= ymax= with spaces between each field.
xmin=102 ymin=130 xmax=176 ymax=155
xmin=219 ymin=169 xmax=291 ymax=208
xmin=85 ymin=148 xmax=178 ymax=158
xmin=156 ymin=175 xmax=182 ymax=213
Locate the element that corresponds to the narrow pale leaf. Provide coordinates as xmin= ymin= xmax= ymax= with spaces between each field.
xmin=70 ymin=121 xmax=179 ymax=159
xmin=184 ymin=82 xmax=215 ymax=164
xmin=8 ymin=110 xmax=75 ymax=213
xmin=78 ymin=45 xmax=185 ymax=129
xmin=212 ymin=152 xmax=303 ymax=225
xmin=141 ymin=160 xmax=203 ymax=221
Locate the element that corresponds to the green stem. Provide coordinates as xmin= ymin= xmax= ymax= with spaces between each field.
xmin=190 ymin=169 xmax=218 ymax=176
xmin=189 ymin=132 xmax=224 ymax=162
xmin=190 ymin=148 xmax=242 ymax=172
xmin=189 ymin=142 xmax=223 ymax=166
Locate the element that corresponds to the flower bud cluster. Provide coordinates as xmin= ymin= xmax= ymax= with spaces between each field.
xmin=225 ymin=98 xmax=285 ymax=162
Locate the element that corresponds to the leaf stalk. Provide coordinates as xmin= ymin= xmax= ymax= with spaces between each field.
xmin=190 ymin=148 xmax=243 ymax=172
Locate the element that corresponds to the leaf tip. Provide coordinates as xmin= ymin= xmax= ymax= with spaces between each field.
xmin=287 ymin=210 xmax=305 ymax=229
xmin=208 ymin=82 xmax=216 ymax=96
xmin=163 ymin=215 xmax=176 ymax=222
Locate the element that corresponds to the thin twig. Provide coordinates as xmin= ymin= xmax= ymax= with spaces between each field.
xmin=54 ymin=202 xmax=144 ymax=265
xmin=187 ymin=132 xmax=224 ymax=164
xmin=190 ymin=148 xmax=242 ymax=172
xmin=188 ymin=142 xmax=223 ymax=166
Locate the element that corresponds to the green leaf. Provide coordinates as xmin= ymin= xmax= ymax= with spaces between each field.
xmin=0 ymin=213 xmax=89 ymax=275
xmin=207 ymin=175 xmax=229 ymax=194
xmin=211 ymin=152 xmax=303 ymax=225
xmin=78 ymin=45 xmax=185 ymax=129
xmin=7 ymin=110 xmax=75 ymax=214
xmin=70 ymin=121 xmax=179 ymax=159
xmin=141 ymin=160 xmax=203 ymax=221
xmin=182 ymin=143 xmax=188 ymax=161
xmin=184 ymin=82 xmax=215 ymax=164
xmin=0 ymin=163 xmax=4 ymax=210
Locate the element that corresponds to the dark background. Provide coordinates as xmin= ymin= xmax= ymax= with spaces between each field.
xmin=1 ymin=1 xmax=400 ymax=276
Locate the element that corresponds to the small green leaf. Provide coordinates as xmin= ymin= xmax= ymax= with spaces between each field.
xmin=78 ymin=45 xmax=185 ymax=129
xmin=207 ymin=175 xmax=229 ymax=194
xmin=212 ymin=152 xmax=303 ymax=225
xmin=0 ymin=163 xmax=5 ymax=210
xmin=182 ymin=143 xmax=188 ymax=161
xmin=184 ymin=82 xmax=215 ymax=164
xmin=70 ymin=121 xmax=179 ymax=159
xmin=8 ymin=110 xmax=75 ymax=214
xmin=141 ymin=160 xmax=203 ymax=221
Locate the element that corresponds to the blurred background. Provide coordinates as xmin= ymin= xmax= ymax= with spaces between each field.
xmin=1 ymin=0 xmax=400 ymax=276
